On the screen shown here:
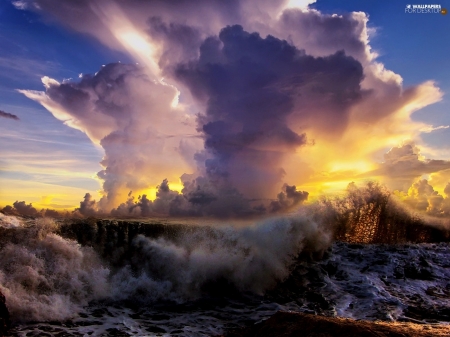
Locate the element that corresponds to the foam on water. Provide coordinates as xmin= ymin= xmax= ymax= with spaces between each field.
xmin=0 ymin=214 xmax=330 ymax=323
xmin=0 ymin=213 xmax=24 ymax=228
xmin=107 ymin=214 xmax=331 ymax=302
xmin=10 ymin=241 xmax=450 ymax=336
xmin=0 ymin=218 xmax=110 ymax=322
xmin=1 ymin=214 xmax=450 ymax=336
xmin=315 ymin=242 xmax=450 ymax=322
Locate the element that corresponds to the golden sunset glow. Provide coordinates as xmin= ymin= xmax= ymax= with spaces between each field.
xmin=2 ymin=0 xmax=449 ymax=219
xmin=2 ymin=2 xmax=450 ymax=334
xmin=0 ymin=179 xmax=100 ymax=210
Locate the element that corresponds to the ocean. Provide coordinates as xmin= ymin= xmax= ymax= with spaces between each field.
xmin=0 ymin=212 xmax=449 ymax=336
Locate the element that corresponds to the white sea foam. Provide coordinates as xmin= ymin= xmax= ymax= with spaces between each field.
xmin=0 ymin=213 xmax=24 ymax=228
xmin=8 ymin=240 xmax=450 ymax=336
xmin=0 ymin=218 xmax=110 ymax=322
xmin=109 ymin=214 xmax=332 ymax=301
xmin=2 ymin=215 xmax=450 ymax=336
xmin=0 ymin=213 xmax=330 ymax=323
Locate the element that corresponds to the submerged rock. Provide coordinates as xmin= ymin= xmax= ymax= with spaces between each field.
xmin=224 ymin=311 xmax=450 ymax=337
xmin=0 ymin=291 xmax=10 ymax=337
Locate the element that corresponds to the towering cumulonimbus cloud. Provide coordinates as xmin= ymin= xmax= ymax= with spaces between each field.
xmin=15 ymin=0 xmax=447 ymax=217
xmin=176 ymin=25 xmax=363 ymax=200
xmin=21 ymin=63 xmax=197 ymax=211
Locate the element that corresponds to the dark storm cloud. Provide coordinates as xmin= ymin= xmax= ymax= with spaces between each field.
xmin=176 ymin=25 xmax=363 ymax=198
xmin=269 ymin=184 xmax=309 ymax=213
xmin=107 ymin=24 xmax=361 ymax=218
xmin=42 ymin=208 xmax=61 ymax=218
xmin=18 ymin=0 xmax=443 ymax=219
xmin=13 ymin=201 xmax=38 ymax=216
xmin=76 ymin=193 xmax=98 ymax=217
xmin=171 ymin=174 xmax=256 ymax=217
xmin=0 ymin=110 xmax=19 ymax=120
xmin=1 ymin=201 xmax=38 ymax=217
xmin=147 ymin=17 xmax=202 ymax=69
xmin=110 ymin=177 xmax=262 ymax=218
xmin=1 ymin=202 xmax=63 ymax=218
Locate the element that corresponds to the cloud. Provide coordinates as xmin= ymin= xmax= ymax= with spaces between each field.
xmin=16 ymin=0 xmax=447 ymax=215
xmin=147 ymin=16 xmax=203 ymax=70
xmin=274 ymin=9 xmax=371 ymax=62
xmin=368 ymin=142 xmax=450 ymax=191
xmin=420 ymin=125 xmax=449 ymax=133
xmin=109 ymin=177 xmax=263 ymax=218
xmin=445 ymin=183 xmax=450 ymax=197
xmin=402 ymin=179 xmax=450 ymax=216
xmin=12 ymin=0 xmax=31 ymax=10
xmin=269 ymin=184 xmax=309 ymax=213
xmin=176 ymin=25 xmax=363 ymax=199
xmin=1 ymin=201 xmax=38 ymax=217
xmin=1 ymin=200 xmax=65 ymax=218
xmin=75 ymin=193 xmax=98 ymax=217
xmin=21 ymin=63 xmax=196 ymax=210
xmin=0 ymin=110 xmax=19 ymax=120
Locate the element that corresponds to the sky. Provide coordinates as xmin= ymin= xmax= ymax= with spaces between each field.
xmin=0 ymin=0 xmax=449 ymax=218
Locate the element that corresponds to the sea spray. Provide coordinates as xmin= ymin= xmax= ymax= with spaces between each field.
xmin=0 ymin=212 xmax=331 ymax=322
xmin=0 ymin=213 xmax=23 ymax=229
xmin=109 ymin=214 xmax=332 ymax=302
xmin=2 ymin=188 xmax=449 ymax=329
xmin=0 ymin=218 xmax=109 ymax=322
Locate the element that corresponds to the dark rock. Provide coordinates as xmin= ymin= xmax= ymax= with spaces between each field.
xmin=104 ymin=328 xmax=129 ymax=336
xmin=223 ymin=311 xmax=450 ymax=337
xmin=145 ymin=326 xmax=166 ymax=333
xmin=0 ymin=291 xmax=10 ymax=337
xmin=323 ymin=261 xmax=338 ymax=276
xmin=404 ymin=263 xmax=434 ymax=280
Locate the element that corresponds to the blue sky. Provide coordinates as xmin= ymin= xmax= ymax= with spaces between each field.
xmin=0 ymin=1 xmax=125 ymax=207
xmin=312 ymin=0 xmax=450 ymax=148
xmin=0 ymin=0 xmax=449 ymax=211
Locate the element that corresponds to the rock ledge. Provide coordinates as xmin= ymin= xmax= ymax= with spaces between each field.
xmin=224 ymin=311 xmax=450 ymax=337
xmin=0 ymin=291 xmax=10 ymax=337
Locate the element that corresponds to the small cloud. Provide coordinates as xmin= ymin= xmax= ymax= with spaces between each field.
xmin=0 ymin=110 xmax=19 ymax=121
xmin=12 ymin=1 xmax=29 ymax=10
xmin=420 ymin=125 xmax=449 ymax=133
xmin=11 ymin=0 xmax=40 ymax=10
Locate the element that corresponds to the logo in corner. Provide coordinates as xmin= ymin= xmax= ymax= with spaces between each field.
xmin=405 ymin=4 xmax=444 ymax=14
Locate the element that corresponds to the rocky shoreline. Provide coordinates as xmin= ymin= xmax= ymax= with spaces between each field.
xmin=223 ymin=311 xmax=450 ymax=337
xmin=0 ymin=291 xmax=10 ymax=337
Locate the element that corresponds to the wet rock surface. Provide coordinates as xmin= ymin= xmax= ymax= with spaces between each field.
xmin=3 ymin=216 xmax=450 ymax=336
xmin=224 ymin=311 xmax=450 ymax=337
xmin=0 ymin=291 xmax=10 ymax=337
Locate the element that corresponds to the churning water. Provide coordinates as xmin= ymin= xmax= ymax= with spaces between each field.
xmin=1 ymin=212 xmax=449 ymax=336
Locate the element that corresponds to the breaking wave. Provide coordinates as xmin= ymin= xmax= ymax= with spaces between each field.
xmin=1 ymin=183 xmax=449 ymax=334
xmin=0 ymin=218 xmax=109 ymax=322
xmin=0 ymin=212 xmax=330 ymax=322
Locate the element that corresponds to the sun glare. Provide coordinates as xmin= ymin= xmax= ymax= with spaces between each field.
xmin=329 ymin=161 xmax=374 ymax=173
xmin=285 ymin=0 xmax=316 ymax=9
xmin=118 ymin=32 xmax=153 ymax=54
